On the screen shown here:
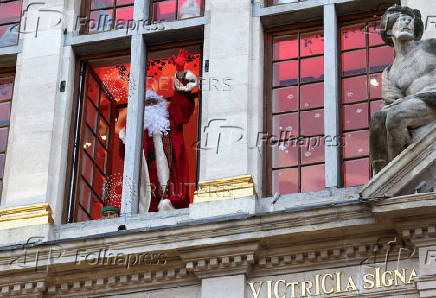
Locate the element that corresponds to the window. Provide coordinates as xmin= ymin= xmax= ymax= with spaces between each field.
xmin=151 ymin=0 xmax=203 ymax=23
xmin=73 ymin=56 xmax=130 ymax=222
xmin=0 ymin=72 xmax=14 ymax=199
xmin=266 ymin=27 xmax=325 ymax=195
xmin=70 ymin=46 xmax=202 ymax=222
xmin=83 ymin=0 xmax=134 ymax=33
xmin=265 ymin=0 xmax=306 ymax=6
xmin=0 ymin=0 xmax=21 ymax=47
xmin=340 ymin=19 xmax=394 ymax=187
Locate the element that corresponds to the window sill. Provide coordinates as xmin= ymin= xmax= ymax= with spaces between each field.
xmin=55 ymin=186 xmax=362 ymax=241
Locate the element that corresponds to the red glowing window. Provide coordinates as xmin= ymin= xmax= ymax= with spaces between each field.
xmin=151 ymin=0 xmax=203 ymax=23
xmin=0 ymin=74 xmax=15 ymax=201
xmin=0 ymin=0 xmax=21 ymax=47
xmin=270 ymin=29 xmax=325 ymax=195
xmin=85 ymin=0 xmax=134 ymax=33
xmin=341 ymin=19 xmax=394 ymax=187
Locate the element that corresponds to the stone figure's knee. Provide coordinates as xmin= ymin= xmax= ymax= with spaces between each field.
xmin=370 ymin=111 xmax=387 ymax=131
xmin=386 ymin=110 xmax=406 ymax=131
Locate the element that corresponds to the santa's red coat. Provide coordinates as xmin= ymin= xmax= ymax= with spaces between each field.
xmin=143 ymin=91 xmax=195 ymax=212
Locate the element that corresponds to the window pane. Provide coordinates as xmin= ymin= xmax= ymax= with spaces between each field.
xmin=301 ymin=164 xmax=325 ymax=193
xmin=343 ymin=76 xmax=367 ymax=103
xmin=300 ymin=82 xmax=323 ymax=110
xmin=82 ymin=127 xmax=95 ymax=157
xmin=341 ymin=24 xmax=366 ymax=50
xmin=369 ymin=22 xmax=383 ymax=46
xmin=300 ymin=109 xmax=323 ymax=136
xmin=343 ymin=103 xmax=368 ymax=131
xmin=0 ymin=154 xmax=4 ymax=179
xmin=89 ymin=10 xmax=113 ymax=32
xmin=369 ymin=46 xmax=394 ymax=73
xmin=273 ymin=35 xmax=298 ymax=61
xmin=369 ymin=73 xmax=382 ymax=99
xmin=86 ymin=100 xmax=98 ymax=132
xmin=93 ymin=168 xmax=105 ymax=198
xmin=370 ymin=99 xmax=384 ymax=116
xmin=301 ymin=139 xmax=324 ymax=165
xmin=0 ymin=79 xmax=13 ymax=100
xmin=343 ymin=130 xmax=369 ymax=159
xmin=117 ymin=0 xmax=134 ymax=5
xmin=77 ymin=179 xmax=91 ymax=221
xmin=344 ymin=158 xmax=369 ymax=187
xmin=95 ymin=141 xmax=107 ymax=173
xmin=273 ymin=60 xmax=298 ymax=87
xmin=342 ymin=49 xmax=366 ymax=76
xmin=178 ymin=0 xmax=201 ymax=19
xmin=272 ymin=168 xmax=298 ymax=194
xmin=114 ymin=6 xmax=134 ymax=29
xmin=0 ymin=23 xmax=18 ymax=47
xmin=100 ymin=91 xmax=111 ymax=121
xmin=0 ymin=1 xmax=21 ymax=25
xmin=87 ymin=75 xmax=99 ymax=106
xmin=272 ymin=141 xmax=298 ymax=168
xmin=77 ymin=206 xmax=90 ymax=222
xmin=272 ymin=113 xmax=298 ymax=138
xmin=81 ymin=153 xmax=94 ymax=184
xmin=0 ymin=102 xmax=10 ymax=126
xmin=98 ymin=116 xmax=109 ymax=146
xmin=272 ymin=86 xmax=298 ymax=113
xmin=92 ymin=195 xmax=103 ymax=220
xmin=301 ymin=56 xmax=324 ymax=83
xmin=0 ymin=127 xmax=7 ymax=152
xmin=300 ymin=32 xmax=323 ymax=57
xmin=153 ymin=0 xmax=177 ymax=22
xmin=91 ymin=0 xmax=114 ymax=9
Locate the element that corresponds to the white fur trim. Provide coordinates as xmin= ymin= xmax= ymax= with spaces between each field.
xmin=119 ymin=127 xmax=126 ymax=144
xmin=174 ymin=70 xmax=198 ymax=93
xmin=143 ymin=93 xmax=170 ymax=137
xmin=153 ymin=134 xmax=170 ymax=193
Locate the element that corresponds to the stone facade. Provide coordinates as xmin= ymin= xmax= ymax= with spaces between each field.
xmin=0 ymin=0 xmax=435 ymax=297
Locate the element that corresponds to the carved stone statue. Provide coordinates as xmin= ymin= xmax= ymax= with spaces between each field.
xmin=370 ymin=5 xmax=436 ymax=174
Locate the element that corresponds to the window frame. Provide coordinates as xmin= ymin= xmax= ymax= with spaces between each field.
xmin=0 ymin=67 xmax=15 ymax=203
xmin=338 ymin=11 xmax=392 ymax=188
xmin=264 ymin=10 xmax=390 ymax=197
xmin=66 ymin=39 xmax=204 ymax=223
xmin=263 ymin=20 xmax=324 ymax=196
xmin=149 ymin=0 xmax=205 ymax=23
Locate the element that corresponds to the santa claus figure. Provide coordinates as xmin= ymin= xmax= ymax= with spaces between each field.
xmin=119 ymin=49 xmax=197 ymax=212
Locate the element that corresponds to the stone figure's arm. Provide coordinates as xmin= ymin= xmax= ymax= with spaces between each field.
xmin=381 ymin=68 xmax=403 ymax=105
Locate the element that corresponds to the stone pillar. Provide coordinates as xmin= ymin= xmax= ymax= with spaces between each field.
xmin=121 ymin=0 xmax=148 ymax=215
xmin=201 ymin=275 xmax=247 ymax=298
xmin=0 ymin=0 xmax=76 ymax=241
xmin=323 ymin=3 xmax=340 ymax=188
xmin=199 ymin=0 xmax=252 ymax=181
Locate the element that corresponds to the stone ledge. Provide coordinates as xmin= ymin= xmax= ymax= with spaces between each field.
xmin=0 ymin=204 xmax=53 ymax=231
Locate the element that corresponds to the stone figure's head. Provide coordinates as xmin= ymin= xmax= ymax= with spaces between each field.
xmin=381 ymin=5 xmax=424 ymax=46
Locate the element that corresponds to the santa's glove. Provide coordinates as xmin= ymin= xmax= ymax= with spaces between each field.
xmin=172 ymin=49 xmax=189 ymax=71
xmin=175 ymin=70 xmax=198 ymax=93
xmin=119 ymin=127 xmax=126 ymax=144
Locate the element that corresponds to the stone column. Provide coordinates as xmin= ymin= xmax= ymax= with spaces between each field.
xmin=121 ymin=0 xmax=148 ymax=215
xmin=201 ymin=275 xmax=247 ymax=298
xmin=0 ymin=0 xmax=76 ymax=242
xmin=323 ymin=3 xmax=340 ymax=188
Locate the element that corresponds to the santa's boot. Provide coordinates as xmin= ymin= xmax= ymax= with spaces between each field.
xmin=158 ymin=199 xmax=175 ymax=211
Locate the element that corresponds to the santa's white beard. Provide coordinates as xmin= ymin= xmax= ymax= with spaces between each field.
xmin=143 ymin=101 xmax=170 ymax=137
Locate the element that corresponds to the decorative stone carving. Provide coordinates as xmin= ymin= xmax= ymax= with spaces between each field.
xmin=370 ymin=5 xmax=436 ymax=174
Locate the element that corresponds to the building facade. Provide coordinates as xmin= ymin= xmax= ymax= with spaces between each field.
xmin=0 ymin=0 xmax=435 ymax=297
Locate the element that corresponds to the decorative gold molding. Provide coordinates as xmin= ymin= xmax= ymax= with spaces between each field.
xmin=193 ymin=175 xmax=256 ymax=203
xmin=0 ymin=204 xmax=54 ymax=230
